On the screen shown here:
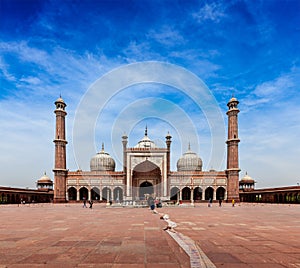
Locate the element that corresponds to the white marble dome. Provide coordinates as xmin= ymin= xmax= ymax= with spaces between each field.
xmin=90 ymin=144 xmax=115 ymax=171
xmin=177 ymin=144 xmax=202 ymax=171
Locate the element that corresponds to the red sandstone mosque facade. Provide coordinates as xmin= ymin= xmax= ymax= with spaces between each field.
xmin=1 ymin=97 xmax=299 ymax=204
xmin=53 ymin=96 xmax=241 ymax=203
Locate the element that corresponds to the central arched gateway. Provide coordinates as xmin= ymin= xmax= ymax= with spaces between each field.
xmin=122 ymin=128 xmax=171 ymax=201
xmin=139 ymin=181 xmax=154 ymax=199
xmin=132 ymin=160 xmax=161 ymax=200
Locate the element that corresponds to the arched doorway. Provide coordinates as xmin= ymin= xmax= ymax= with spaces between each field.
xmin=68 ymin=187 xmax=77 ymax=200
xmin=182 ymin=187 xmax=191 ymax=201
xmin=194 ymin=187 xmax=202 ymax=201
xmin=113 ymin=187 xmax=123 ymax=202
xmin=216 ymin=187 xmax=225 ymax=200
xmin=132 ymin=160 xmax=161 ymax=200
xmin=91 ymin=187 xmax=100 ymax=201
xmin=139 ymin=181 xmax=153 ymax=199
xmin=1 ymin=193 xmax=4 ymax=203
xmin=170 ymin=187 xmax=179 ymax=201
xmin=79 ymin=187 xmax=88 ymax=200
xmin=102 ymin=187 xmax=111 ymax=201
xmin=293 ymin=193 xmax=298 ymax=203
xmin=205 ymin=187 xmax=214 ymax=200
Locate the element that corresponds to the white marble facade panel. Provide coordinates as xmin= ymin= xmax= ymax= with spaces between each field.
xmin=129 ymin=154 xmax=164 ymax=170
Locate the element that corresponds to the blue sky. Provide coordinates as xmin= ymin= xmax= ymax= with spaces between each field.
xmin=0 ymin=0 xmax=299 ymax=189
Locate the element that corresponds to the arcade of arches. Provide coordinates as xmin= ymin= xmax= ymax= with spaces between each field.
xmin=0 ymin=187 xmax=53 ymax=204
xmin=66 ymin=185 xmax=226 ymax=203
xmin=240 ymin=186 xmax=300 ymax=204
xmin=170 ymin=186 xmax=226 ymax=202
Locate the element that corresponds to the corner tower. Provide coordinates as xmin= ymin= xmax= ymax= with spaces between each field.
xmin=226 ymin=97 xmax=240 ymax=202
xmin=53 ymin=97 xmax=68 ymax=202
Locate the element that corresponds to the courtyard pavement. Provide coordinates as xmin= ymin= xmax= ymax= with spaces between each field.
xmin=0 ymin=202 xmax=299 ymax=267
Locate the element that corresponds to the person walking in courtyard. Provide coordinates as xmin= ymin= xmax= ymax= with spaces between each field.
xmin=83 ymin=197 xmax=87 ymax=208
xmin=147 ymin=195 xmax=155 ymax=210
xmin=232 ymin=199 xmax=235 ymax=207
xmin=208 ymin=198 xmax=212 ymax=207
xmin=89 ymin=200 xmax=93 ymax=209
xmin=150 ymin=198 xmax=155 ymax=212
xmin=219 ymin=198 xmax=222 ymax=207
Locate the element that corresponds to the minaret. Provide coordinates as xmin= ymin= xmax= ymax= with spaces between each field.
xmin=53 ymin=97 xmax=68 ymax=202
xmin=165 ymin=132 xmax=172 ymax=174
xmin=226 ymin=97 xmax=240 ymax=202
xmin=122 ymin=133 xmax=128 ymax=174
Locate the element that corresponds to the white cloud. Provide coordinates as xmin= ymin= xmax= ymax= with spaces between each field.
xmin=254 ymin=75 xmax=294 ymax=98
xmin=193 ymin=3 xmax=226 ymax=23
xmin=19 ymin=76 xmax=42 ymax=85
xmin=0 ymin=100 xmax=54 ymax=188
xmin=243 ymin=70 xmax=299 ymax=110
xmin=0 ymin=56 xmax=16 ymax=82
xmin=0 ymin=40 xmax=124 ymax=187
xmin=147 ymin=25 xmax=186 ymax=46
xmin=122 ymin=41 xmax=161 ymax=62
xmin=239 ymin=96 xmax=300 ymax=187
xmin=69 ymin=62 xmax=226 ymax=177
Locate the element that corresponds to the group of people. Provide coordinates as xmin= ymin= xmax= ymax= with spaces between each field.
xmin=82 ymin=198 xmax=93 ymax=209
xmin=208 ymin=198 xmax=235 ymax=207
xmin=147 ymin=196 xmax=162 ymax=212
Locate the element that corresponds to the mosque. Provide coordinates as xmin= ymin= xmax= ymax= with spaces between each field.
xmin=53 ymin=96 xmax=241 ymax=203
xmin=2 ymin=96 xmax=299 ymax=205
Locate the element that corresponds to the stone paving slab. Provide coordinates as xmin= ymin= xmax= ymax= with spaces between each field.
xmin=162 ymin=203 xmax=300 ymax=268
xmin=0 ymin=203 xmax=189 ymax=267
xmin=0 ymin=202 xmax=299 ymax=267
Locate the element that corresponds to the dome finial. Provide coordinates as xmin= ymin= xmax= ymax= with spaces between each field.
xmin=101 ymin=142 xmax=104 ymax=152
xmin=145 ymin=125 xmax=148 ymax=136
xmin=188 ymin=142 xmax=191 ymax=151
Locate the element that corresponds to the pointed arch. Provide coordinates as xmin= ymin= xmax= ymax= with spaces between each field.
xmin=113 ymin=187 xmax=123 ymax=202
xmin=68 ymin=187 xmax=77 ymax=200
xmin=205 ymin=187 xmax=214 ymax=200
xmin=79 ymin=187 xmax=88 ymax=200
xmin=91 ymin=187 xmax=100 ymax=201
xmin=182 ymin=187 xmax=191 ymax=200
xmin=193 ymin=187 xmax=203 ymax=201
xmin=216 ymin=187 xmax=225 ymax=200
xmin=102 ymin=187 xmax=111 ymax=201
xmin=170 ymin=187 xmax=180 ymax=201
